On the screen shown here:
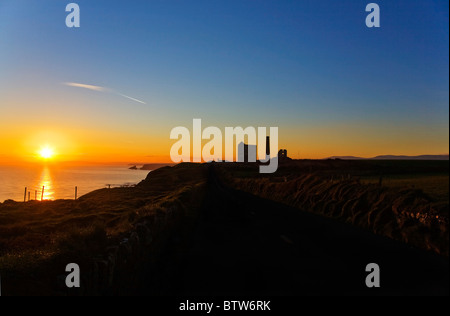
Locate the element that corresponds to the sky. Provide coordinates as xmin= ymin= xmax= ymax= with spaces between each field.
xmin=0 ymin=0 xmax=448 ymax=163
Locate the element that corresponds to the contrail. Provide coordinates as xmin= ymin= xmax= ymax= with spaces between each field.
xmin=63 ymin=82 xmax=146 ymax=104
xmin=116 ymin=92 xmax=147 ymax=105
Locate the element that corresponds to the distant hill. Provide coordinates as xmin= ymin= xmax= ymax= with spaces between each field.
xmin=373 ymin=155 xmax=449 ymax=160
xmin=140 ymin=163 xmax=176 ymax=170
xmin=328 ymin=155 xmax=449 ymax=160
xmin=327 ymin=156 xmax=363 ymax=160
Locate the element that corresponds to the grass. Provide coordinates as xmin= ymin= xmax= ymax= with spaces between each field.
xmin=0 ymin=163 xmax=208 ymax=274
xmin=217 ymin=160 xmax=449 ymax=256
xmin=360 ymin=174 xmax=449 ymax=202
xmin=0 ymin=160 xmax=448 ymax=294
xmin=1 ymin=160 xmax=448 ymax=262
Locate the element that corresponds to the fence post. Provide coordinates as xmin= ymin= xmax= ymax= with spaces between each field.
xmin=75 ymin=186 xmax=78 ymax=200
xmin=41 ymin=186 xmax=45 ymax=201
xmin=24 ymin=187 xmax=27 ymax=202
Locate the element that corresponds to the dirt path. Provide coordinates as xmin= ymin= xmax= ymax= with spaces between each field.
xmin=163 ymin=166 xmax=449 ymax=295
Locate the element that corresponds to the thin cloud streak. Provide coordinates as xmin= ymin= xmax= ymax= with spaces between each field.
xmin=63 ymin=82 xmax=146 ymax=104
xmin=116 ymin=92 xmax=146 ymax=104
xmin=64 ymin=82 xmax=108 ymax=92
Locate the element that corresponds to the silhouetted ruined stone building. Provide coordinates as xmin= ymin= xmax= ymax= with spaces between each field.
xmin=238 ymin=142 xmax=257 ymax=162
xmin=238 ymin=138 xmax=288 ymax=163
xmin=278 ymin=149 xmax=287 ymax=159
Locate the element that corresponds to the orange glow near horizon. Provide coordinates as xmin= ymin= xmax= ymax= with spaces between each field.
xmin=0 ymin=126 xmax=173 ymax=165
xmin=0 ymin=122 xmax=448 ymax=166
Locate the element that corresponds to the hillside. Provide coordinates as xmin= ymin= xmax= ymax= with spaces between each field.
xmin=0 ymin=161 xmax=448 ymax=295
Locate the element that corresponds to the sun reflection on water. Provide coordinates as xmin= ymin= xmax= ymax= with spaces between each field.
xmin=36 ymin=167 xmax=54 ymax=201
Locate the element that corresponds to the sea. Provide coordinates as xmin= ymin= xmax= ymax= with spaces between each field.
xmin=0 ymin=164 xmax=150 ymax=202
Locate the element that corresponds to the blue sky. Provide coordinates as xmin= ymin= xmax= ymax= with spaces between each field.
xmin=0 ymin=0 xmax=448 ymax=161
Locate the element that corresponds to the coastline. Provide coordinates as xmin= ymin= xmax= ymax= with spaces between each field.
xmin=0 ymin=161 xmax=448 ymax=295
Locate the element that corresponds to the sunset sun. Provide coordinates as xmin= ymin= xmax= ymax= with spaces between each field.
xmin=39 ymin=146 xmax=54 ymax=159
